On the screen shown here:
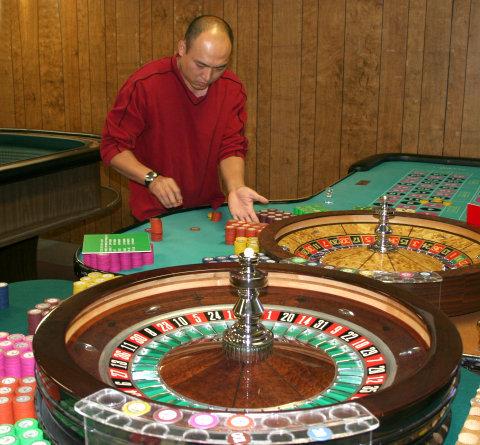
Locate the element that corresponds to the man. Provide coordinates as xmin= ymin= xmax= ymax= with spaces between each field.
xmin=100 ymin=15 xmax=267 ymax=222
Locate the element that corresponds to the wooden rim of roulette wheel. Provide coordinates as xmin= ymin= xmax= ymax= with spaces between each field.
xmin=259 ymin=210 xmax=480 ymax=317
xmin=33 ymin=262 xmax=462 ymax=444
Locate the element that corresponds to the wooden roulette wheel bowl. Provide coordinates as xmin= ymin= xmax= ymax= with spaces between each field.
xmin=33 ymin=262 xmax=462 ymax=444
xmin=259 ymin=210 xmax=480 ymax=316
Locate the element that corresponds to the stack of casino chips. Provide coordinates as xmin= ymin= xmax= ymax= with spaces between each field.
xmin=72 ymin=272 xmax=118 ymax=295
xmin=148 ymin=217 xmax=163 ymax=241
xmin=293 ymin=204 xmax=329 ymax=215
xmin=0 ymin=283 xmax=8 ymax=310
xmin=208 ymin=211 xmax=222 ymax=222
xmin=234 ymin=236 xmax=261 ymax=255
xmin=256 ymin=208 xmax=293 ymax=223
xmin=83 ymin=245 xmax=154 ymax=272
xmin=0 ymin=418 xmax=50 ymax=444
xmin=202 ymin=253 xmax=276 ymax=264
xmin=224 ymin=220 xmax=269 ymax=245
xmin=26 ymin=298 xmax=62 ymax=335
xmin=0 ymin=334 xmax=35 ymax=378
xmin=456 ymin=386 xmax=480 ymax=445
xmin=0 ymin=377 xmax=37 ymax=423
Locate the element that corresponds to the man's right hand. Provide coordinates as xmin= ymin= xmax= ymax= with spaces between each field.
xmin=149 ymin=175 xmax=183 ymax=208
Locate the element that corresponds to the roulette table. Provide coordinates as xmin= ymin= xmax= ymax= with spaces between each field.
xmin=34 ymin=261 xmax=462 ymax=444
xmin=258 ymin=210 xmax=480 ymax=317
xmin=74 ymin=153 xmax=480 ymax=277
xmin=0 ymin=128 xmax=119 ymax=282
xmin=72 ymin=153 xmax=480 ymax=357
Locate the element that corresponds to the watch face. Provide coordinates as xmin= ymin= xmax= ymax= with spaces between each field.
xmin=145 ymin=172 xmax=158 ymax=186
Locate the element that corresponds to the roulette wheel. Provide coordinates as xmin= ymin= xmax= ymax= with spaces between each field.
xmin=33 ymin=255 xmax=462 ymax=444
xmin=259 ymin=209 xmax=480 ymax=316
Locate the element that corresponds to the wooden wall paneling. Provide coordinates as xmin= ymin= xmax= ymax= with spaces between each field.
xmin=35 ymin=0 xmax=71 ymax=243
xmin=88 ymin=0 xmax=111 ymax=235
xmin=203 ymin=0 xmax=224 ymax=17
xmin=38 ymin=0 xmax=65 ymax=131
xmin=255 ymin=0 xmax=272 ymax=198
xmin=59 ymin=0 xmax=82 ymax=132
xmin=0 ymin=0 xmax=16 ymax=128
xmin=18 ymin=0 xmax=43 ymax=129
xmin=105 ymin=0 xmax=119 ymax=106
xmin=3 ymin=0 xmax=480 ymax=241
xmin=77 ymin=0 xmax=93 ymax=132
xmin=340 ymin=0 xmax=382 ymax=173
xmin=443 ymin=0 xmax=470 ymax=157
xmin=236 ymin=0 xmax=258 ymax=190
xmin=461 ymin=0 xmax=480 ymax=158
xmin=401 ymin=0 xmax=427 ymax=153
xmin=139 ymin=0 xmax=153 ymax=66
xmin=152 ymin=0 xmax=175 ymax=58
xmin=314 ymin=0 xmax=345 ymax=192
xmin=376 ymin=0 xmax=408 ymax=153
xmin=116 ymin=0 xmax=141 ymax=227
xmin=269 ymin=0 xmax=302 ymax=199
xmin=297 ymin=0 xmax=318 ymax=198
xmin=88 ymin=0 xmax=107 ymax=134
xmin=76 ymin=0 xmax=95 ymax=239
xmin=104 ymin=0 xmax=125 ymax=231
xmin=418 ymin=0 xmax=452 ymax=155
xmin=10 ymin=1 xmax=26 ymax=128
xmin=173 ymin=0 xmax=202 ymax=48
xmin=223 ymin=0 xmax=237 ymax=73
xmin=116 ymin=0 xmax=140 ymax=85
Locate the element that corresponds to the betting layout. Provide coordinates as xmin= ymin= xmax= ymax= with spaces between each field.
xmin=370 ymin=168 xmax=480 ymax=218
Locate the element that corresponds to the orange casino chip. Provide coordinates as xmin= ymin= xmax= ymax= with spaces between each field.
xmin=13 ymin=395 xmax=36 ymax=421
xmin=0 ymin=396 xmax=14 ymax=424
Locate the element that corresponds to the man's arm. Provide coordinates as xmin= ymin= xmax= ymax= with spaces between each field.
xmin=110 ymin=150 xmax=183 ymax=209
xmin=219 ymin=156 xmax=268 ymax=222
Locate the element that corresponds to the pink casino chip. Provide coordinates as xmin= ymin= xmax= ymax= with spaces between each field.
xmin=188 ymin=412 xmax=220 ymax=429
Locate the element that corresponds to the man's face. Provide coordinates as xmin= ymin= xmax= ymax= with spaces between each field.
xmin=177 ymin=31 xmax=231 ymax=94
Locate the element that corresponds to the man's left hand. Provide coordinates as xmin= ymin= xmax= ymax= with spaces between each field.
xmin=228 ymin=186 xmax=269 ymax=222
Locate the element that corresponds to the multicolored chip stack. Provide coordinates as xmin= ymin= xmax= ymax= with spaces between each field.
xmin=0 ymin=334 xmax=35 ymax=378
xmin=72 ymin=271 xmax=118 ymax=295
xmin=25 ymin=298 xmax=62 ymax=335
xmin=208 ymin=211 xmax=222 ymax=222
xmin=202 ymin=253 xmax=275 ymax=264
xmin=224 ymin=220 xmax=269 ymax=245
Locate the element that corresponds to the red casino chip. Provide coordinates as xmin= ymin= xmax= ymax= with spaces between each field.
xmin=227 ymin=432 xmax=252 ymax=444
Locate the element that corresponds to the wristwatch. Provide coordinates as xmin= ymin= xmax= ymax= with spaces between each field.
xmin=144 ymin=171 xmax=158 ymax=187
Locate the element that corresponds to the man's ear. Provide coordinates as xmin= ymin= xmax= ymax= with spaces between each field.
xmin=178 ymin=40 xmax=187 ymax=56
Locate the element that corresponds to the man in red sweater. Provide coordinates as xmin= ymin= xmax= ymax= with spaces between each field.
xmin=101 ymin=15 xmax=268 ymax=222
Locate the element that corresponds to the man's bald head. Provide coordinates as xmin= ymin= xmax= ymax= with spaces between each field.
xmin=185 ymin=15 xmax=234 ymax=52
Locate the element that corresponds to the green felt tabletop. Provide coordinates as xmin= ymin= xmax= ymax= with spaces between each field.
xmin=112 ymin=158 xmax=480 ymax=274
xmin=0 ymin=279 xmax=73 ymax=334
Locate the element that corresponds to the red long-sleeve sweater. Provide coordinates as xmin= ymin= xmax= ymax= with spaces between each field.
xmin=101 ymin=56 xmax=248 ymax=221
